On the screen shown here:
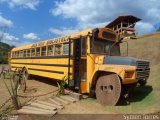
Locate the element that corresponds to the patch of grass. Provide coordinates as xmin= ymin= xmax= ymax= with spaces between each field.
xmin=0 ymin=64 xmax=8 ymax=66
xmin=114 ymin=33 xmax=160 ymax=113
xmin=148 ymin=64 xmax=160 ymax=91
xmin=0 ymin=72 xmax=14 ymax=83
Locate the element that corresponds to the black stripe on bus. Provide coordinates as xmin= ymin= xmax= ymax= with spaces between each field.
xmin=11 ymin=62 xmax=72 ymax=67
xmin=11 ymin=66 xmax=72 ymax=75
xmin=28 ymin=68 xmax=64 ymax=74
xmin=11 ymin=55 xmax=74 ymax=59
xmin=11 ymin=66 xmax=22 ymax=68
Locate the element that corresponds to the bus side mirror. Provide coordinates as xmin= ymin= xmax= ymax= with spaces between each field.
xmin=119 ymin=36 xmax=137 ymax=42
xmin=119 ymin=38 xmax=123 ymax=43
xmin=130 ymin=36 xmax=137 ymax=40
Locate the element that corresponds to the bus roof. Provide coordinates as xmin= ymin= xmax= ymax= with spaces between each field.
xmin=12 ymin=28 xmax=115 ymax=51
xmin=12 ymin=28 xmax=93 ymax=51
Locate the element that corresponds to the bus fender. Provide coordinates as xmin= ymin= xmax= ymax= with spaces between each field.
xmin=90 ymin=69 xmax=123 ymax=96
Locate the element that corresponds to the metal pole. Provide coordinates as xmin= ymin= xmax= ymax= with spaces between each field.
xmin=68 ymin=38 xmax=71 ymax=86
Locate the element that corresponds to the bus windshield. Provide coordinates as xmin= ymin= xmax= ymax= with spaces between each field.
xmin=91 ymin=38 xmax=120 ymax=56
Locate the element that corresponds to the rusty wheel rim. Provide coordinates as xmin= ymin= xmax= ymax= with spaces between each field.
xmin=96 ymin=74 xmax=121 ymax=105
xmin=20 ymin=70 xmax=27 ymax=92
xmin=20 ymin=74 xmax=26 ymax=92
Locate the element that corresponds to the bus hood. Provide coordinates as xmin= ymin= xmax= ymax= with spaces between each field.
xmin=104 ymin=56 xmax=147 ymax=66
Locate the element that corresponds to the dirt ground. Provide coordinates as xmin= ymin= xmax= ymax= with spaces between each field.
xmin=0 ymin=76 xmax=114 ymax=114
xmin=0 ymin=72 xmax=159 ymax=115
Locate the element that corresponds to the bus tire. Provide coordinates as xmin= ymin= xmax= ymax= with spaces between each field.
xmin=138 ymin=80 xmax=147 ymax=86
xmin=95 ymin=74 xmax=121 ymax=105
xmin=21 ymin=68 xmax=28 ymax=92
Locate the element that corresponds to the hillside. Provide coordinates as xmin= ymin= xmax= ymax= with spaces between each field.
xmin=121 ymin=32 xmax=160 ymax=66
xmin=121 ymin=32 xmax=160 ymax=89
xmin=0 ymin=42 xmax=14 ymax=64
xmin=117 ymin=32 xmax=160 ymax=113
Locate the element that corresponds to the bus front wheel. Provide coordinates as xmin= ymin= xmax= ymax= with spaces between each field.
xmin=95 ymin=74 xmax=121 ymax=105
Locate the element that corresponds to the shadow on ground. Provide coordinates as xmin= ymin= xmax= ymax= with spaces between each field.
xmin=118 ymin=85 xmax=153 ymax=106
xmin=29 ymin=75 xmax=58 ymax=87
xmin=29 ymin=75 xmax=154 ymax=107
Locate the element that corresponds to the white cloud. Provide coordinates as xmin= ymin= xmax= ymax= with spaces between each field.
xmin=48 ymin=27 xmax=79 ymax=36
xmin=23 ymin=33 xmax=40 ymax=40
xmin=1 ymin=0 xmax=40 ymax=10
xmin=78 ymin=22 xmax=110 ymax=30
xmin=0 ymin=15 xmax=13 ymax=28
xmin=49 ymin=22 xmax=109 ymax=36
xmin=0 ymin=31 xmax=19 ymax=42
xmin=136 ymin=22 xmax=156 ymax=35
xmin=51 ymin=0 xmax=160 ymax=35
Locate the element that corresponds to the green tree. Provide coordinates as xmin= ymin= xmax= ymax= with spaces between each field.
xmin=157 ymin=27 xmax=160 ymax=32
xmin=0 ymin=42 xmax=13 ymax=64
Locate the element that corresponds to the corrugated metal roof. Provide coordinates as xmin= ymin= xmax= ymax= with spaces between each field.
xmin=106 ymin=15 xmax=141 ymax=28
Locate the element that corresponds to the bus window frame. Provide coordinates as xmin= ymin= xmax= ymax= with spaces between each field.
xmin=47 ymin=45 xmax=54 ymax=56
xmin=19 ymin=50 xmax=24 ymax=58
xmin=12 ymin=51 xmax=15 ymax=58
xmin=31 ymin=48 xmax=35 ymax=57
xmin=23 ymin=50 xmax=26 ymax=58
xmin=41 ymin=46 xmax=47 ymax=56
xmin=15 ymin=51 xmax=18 ymax=58
xmin=81 ymin=37 xmax=87 ymax=56
xmin=54 ymin=44 xmax=62 ymax=56
xmin=36 ymin=47 xmax=40 ymax=57
xmin=26 ymin=49 xmax=30 ymax=57
xmin=63 ymin=43 xmax=69 ymax=55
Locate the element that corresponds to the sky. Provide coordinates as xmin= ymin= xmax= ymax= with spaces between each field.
xmin=0 ymin=0 xmax=160 ymax=46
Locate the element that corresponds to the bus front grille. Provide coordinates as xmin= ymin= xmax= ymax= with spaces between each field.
xmin=136 ymin=61 xmax=150 ymax=79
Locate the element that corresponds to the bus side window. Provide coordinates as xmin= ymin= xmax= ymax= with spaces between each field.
xmin=24 ymin=50 xmax=27 ymax=57
xmin=18 ymin=51 xmax=20 ymax=58
xmin=36 ymin=47 xmax=40 ymax=56
xmin=55 ymin=44 xmax=62 ymax=56
xmin=27 ymin=49 xmax=30 ymax=57
xmin=31 ymin=48 xmax=35 ymax=57
xmin=81 ymin=37 xmax=87 ymax=56
xmin=18 ymin=51 xmax=20 ymax=57
xmin=48 ymin=45 xmax=53 ymax=56
xmin=15 ymin=51 xmax=17 ymax=58
xmin=63 ymin=44 xmax=69 ymax=55
xmin=12 ymin=52 xmax=15 ymax=58
xmin=41 ymin=46 xmax=46 ymax=56
xmin=20 ymin=50 xmax=23 ymax=58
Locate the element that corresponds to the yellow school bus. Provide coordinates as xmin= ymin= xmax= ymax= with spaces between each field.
xmin=9 ymin=27 xmax=150 ymax=105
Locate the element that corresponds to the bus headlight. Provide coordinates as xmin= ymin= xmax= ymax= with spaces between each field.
xmin=125 ymin=71 xmax=134 ymax=78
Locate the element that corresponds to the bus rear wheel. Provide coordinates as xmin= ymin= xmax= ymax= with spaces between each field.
xmin=95 ymin=74 xmax=121 ymax=105
xmin=20 ymin=68 xmax=28 ymax=92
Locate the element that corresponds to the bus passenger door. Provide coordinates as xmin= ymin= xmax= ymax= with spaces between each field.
xmin=73 ymin=37 xmax=87 ymax=91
